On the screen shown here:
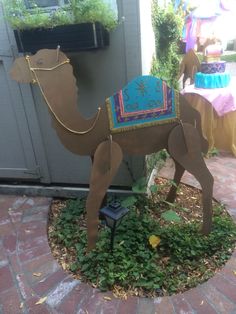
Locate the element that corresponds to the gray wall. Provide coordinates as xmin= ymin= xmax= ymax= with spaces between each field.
xmin=0 ymin=3 xmax=50 ymax=182
xmin=0 ymin=0 xmax=146 ymax=187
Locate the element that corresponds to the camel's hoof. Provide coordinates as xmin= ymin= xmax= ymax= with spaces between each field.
xmin=86 ymin=243 xmax=96 ymax=254
xmin=200 ymin=225 xmax=211 ymax=236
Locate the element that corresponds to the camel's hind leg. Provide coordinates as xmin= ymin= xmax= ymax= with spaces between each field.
xmin=168 ymin=123 xmax=214 ymax=234
xmin=166 ymin=160 xmax=185 ymax=203
xmin=86 ymin=140 xmax=123 ymax=251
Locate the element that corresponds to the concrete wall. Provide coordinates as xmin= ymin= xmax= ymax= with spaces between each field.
xmin=139 ymin=0 xmax=155 ymax=74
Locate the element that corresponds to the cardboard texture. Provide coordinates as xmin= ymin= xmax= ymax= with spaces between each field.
xmin=10 ymin=49 xmax=213 ymax=251
xmin=179 ymin=49 xmax=201 ymax=88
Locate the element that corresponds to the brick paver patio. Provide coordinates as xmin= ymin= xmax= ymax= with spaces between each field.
xmin=0 ymin=152 xmax=236 ymax=313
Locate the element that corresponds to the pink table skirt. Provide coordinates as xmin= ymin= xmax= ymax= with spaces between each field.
xmin=182 ymin=78 xmax=236 ymax=116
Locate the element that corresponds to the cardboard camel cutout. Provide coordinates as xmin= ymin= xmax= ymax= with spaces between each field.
xmin=10 ymin=49 xmax=213 ymax=251
xmin=178 ymin=49 xmax=200 ymax=88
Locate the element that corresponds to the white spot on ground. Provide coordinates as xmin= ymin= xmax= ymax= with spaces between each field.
xmin=46 ymin=279 xmax=80 ymax=307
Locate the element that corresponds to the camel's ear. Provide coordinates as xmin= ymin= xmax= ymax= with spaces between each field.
xmin=10 ymin=57 xmax=33 ymax=84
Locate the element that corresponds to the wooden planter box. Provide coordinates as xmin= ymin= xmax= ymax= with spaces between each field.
xmin=14 ymin=22 xmax=109 ymax=53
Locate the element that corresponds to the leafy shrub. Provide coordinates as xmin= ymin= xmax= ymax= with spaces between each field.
xmin=151 ymin=1 xmax=183 ymax=89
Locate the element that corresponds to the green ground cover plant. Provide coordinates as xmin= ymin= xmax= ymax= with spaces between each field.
xmin=49 ymin=179 xmax=236 ymax=297
xmin=2 ymin=0 xmax=117 ymax=31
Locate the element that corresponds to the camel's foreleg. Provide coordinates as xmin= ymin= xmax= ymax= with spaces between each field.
xmin=183 ymin=74 xmax=187 ymax=88
xmin=166 ymin=160 xmax=185 ymax=203
xmin=90 ymin=155 xmax=107 ymax=209
xmin=86 ymin=140 xmax=123 ymax=252
xmin=168 ymin=123 xmax=214 ymax=234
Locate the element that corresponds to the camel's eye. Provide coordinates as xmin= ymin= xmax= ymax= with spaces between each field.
xmin=36 ymin=59 xmax=43 ymax=66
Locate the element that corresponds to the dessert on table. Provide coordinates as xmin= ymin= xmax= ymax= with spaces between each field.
xmin=194 ymin=41 xmax=231 ymax=89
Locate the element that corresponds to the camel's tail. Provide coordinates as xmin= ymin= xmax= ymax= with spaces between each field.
xmin=180 ymin=94 xmax=209 ymax=154
xmin=194 ymin=116 xmax=209 ymax=154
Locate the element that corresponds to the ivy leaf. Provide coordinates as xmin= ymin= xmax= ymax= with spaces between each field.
xmin=161 ymin=210 xmax=182 ymax=222
xmin=121 ymin=196 xmax=137 ymax=207
xmin=70 ymin=263 xmax=78 ymax=272
xmin=149 ymin=184 xmax=158 ymax=193
xmin=132 ymin=177 xmax=147 ymax=193
xmin=170 ymin=180 xmax=178 ymax=188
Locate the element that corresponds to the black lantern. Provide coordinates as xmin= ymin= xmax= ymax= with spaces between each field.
xmin=99 ymin=201 xmax=129 ymax=252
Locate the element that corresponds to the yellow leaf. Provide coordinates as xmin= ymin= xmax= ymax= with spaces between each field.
xmin=35 ymin=296 xmax=47 ymax=305
xmin=61 ymin=262 xmax=67 ymax=270
xmin=20 ymin=302 xmax=24 ymax=309
xmin=233 ymin=270 xmax=236 ymax=276
xmin=33 ymin=272 xmax=42 ymax=277
xmin=149 ymin=235 xmax=161 ymax=249
xmin=103 ymin=296 xmax=112 ymax=301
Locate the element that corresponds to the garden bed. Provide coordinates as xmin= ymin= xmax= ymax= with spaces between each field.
xmin=48 ymin=178 xmax=236 ymax=298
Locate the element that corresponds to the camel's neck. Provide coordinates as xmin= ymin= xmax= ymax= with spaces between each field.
xmin=34 ymin=64 xmax=100 ymax=134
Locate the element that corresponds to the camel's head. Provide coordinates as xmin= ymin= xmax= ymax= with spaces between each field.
xmin=10 ymin=49 xmax=69 ymax=84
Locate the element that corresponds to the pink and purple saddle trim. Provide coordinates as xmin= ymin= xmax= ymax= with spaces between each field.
xmin=106 ymin=76 xmax=179 ymax=133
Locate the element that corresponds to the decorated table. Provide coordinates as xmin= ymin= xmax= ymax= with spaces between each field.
xmin=182 ymin=78 xmax=236 ymax=156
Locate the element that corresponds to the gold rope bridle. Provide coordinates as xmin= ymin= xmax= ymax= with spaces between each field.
xmin=25 ymin=55 xmax=101 ymax=135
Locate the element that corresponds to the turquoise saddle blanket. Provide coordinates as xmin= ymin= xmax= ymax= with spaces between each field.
xmin=106 ymin=76 xmax=179 ymax=133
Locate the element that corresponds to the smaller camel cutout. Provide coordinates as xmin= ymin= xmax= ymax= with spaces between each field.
xmin=178 ymin=49 xmax=200 ymax=88
xmin=10 ymin=49 xmax=213 ymax=251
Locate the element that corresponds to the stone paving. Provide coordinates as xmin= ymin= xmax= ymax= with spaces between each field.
xmin=0 ymin=152 xmax=236 ymax=313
